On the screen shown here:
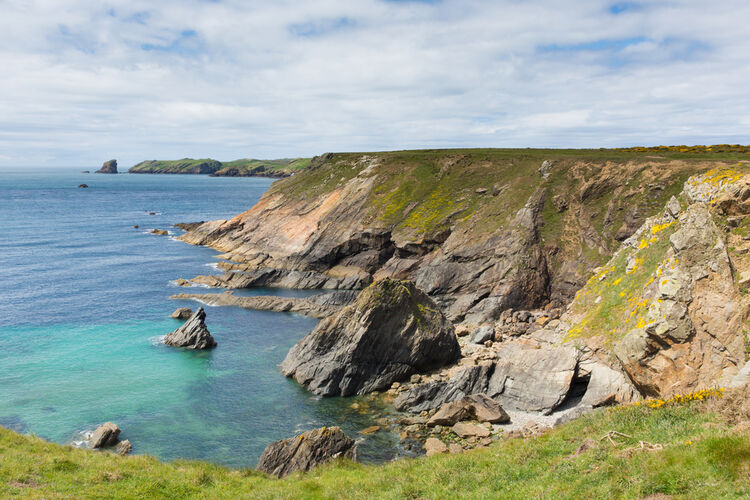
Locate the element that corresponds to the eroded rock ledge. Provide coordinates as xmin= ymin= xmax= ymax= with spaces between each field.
xmin=170 ymin=290 xmax=358 ymax=318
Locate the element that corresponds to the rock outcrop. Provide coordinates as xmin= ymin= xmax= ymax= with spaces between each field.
xmin=257 ymin=426 xmax=357 ymax=478
xmin=116 ymin=440 xmax=132 ymax=455
xmin=96 ymin=159 xmax=118 ymax=174
xmin=171 ymin=307 xmax=193 ymax=319
xmin=89 ymin=422 xmax=121 ymax=448
xmin=428 ymin=394 xmax=510 ymax=426
xmin=566 ymin=167 xmax=750 ymax=398
xmin=164 ymin=307 xmax=217 ymax=349
xmin=280 ymin=279 xmax=460 ymax=396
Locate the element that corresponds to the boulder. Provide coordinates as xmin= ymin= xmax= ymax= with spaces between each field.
xmin=487 ymin=343 xmax=578 ymax=414
xmin=423 ymin=437 xmax=448 ymax=456
xmin=469 ymin=325 xmax=494 ymax=344
xmin=89 ymin=422 xmax=121 ymax=448
xmin=164 ymin=307 xmax=217 ymax=349
xmin=452 ymin=422 xmax=490 ymax=438
xmin=257 ymin=426 xmax=357 ymax=478
xmin=150 ymin=229 xmax=168 ymax=235
xmin=116 ymin=440 xmax=132 ymax=455
xmin=171 ymin=307 xmax=193 ymax=320
xmin=394 ymin=363 xmax=493 ymax=413
xmin=96 ymin=159 xmax=118 ymax=174
xmin=77 ymin=184 xmax=88 ymax=188
xmin=280 ymin=279 xmax=460 ymax=396
xmin=428 ymin=394 xmax=510 ymax=426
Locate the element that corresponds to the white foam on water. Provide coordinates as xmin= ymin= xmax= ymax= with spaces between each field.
xmin=204 ymin=262 xmax=220 ymax=270
xmin=70 ymin=429 xmax=94 ymax=448
xmin=149 ymin=335 xmax=167 ymax=346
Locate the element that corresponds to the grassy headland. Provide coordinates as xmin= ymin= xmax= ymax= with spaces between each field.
xmin=128 ymin=158 xmax=311 ymax=177
xmin=1 ymin=389 xmax=747 ymax=499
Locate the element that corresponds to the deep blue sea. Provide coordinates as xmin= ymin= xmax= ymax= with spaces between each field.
xmin=0 ymin=169 xmax=396 ymax=467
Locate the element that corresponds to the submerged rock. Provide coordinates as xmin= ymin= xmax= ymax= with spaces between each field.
xmin=77 ymin=184 xmax=88 ymax=188
xmin=257 ymin=426 xmax=357 ymax=478
xmin=171 ymin=307 xmax=193 ymax=319
xmin=95 ymin=159 xmax=118 ymax=174
xmin=90 ymin=422 xmax=121 ymax=448
xmin=280 ymin=279 xmax=460 ymax=396
xmin=164 ymin=307 xmax=217 ymax=349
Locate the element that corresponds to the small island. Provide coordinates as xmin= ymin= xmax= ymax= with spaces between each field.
xmin=95 ymin=159 xmax=118 ymax=174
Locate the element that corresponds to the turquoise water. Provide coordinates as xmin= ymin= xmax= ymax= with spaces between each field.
xmin=0 ymin=169 xmax=397 ymax=467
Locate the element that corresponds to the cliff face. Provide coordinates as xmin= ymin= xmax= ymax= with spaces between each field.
xmin=564 ymin=166 xmax=750 ymax=397
xmin=179 ymin=149 xmax=727 ymax=324
xmin=95 ymin=159 xmax=118 ymax=174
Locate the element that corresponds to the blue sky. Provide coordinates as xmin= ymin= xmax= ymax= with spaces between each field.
xmin=0 ymin=0 xmax=748 ymax=166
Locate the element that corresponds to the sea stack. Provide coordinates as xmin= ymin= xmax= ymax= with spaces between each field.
xmin=96 ymin=159 xmax=118 ymax=174
xmin=164 ymin=307 xmax=217 ymax=349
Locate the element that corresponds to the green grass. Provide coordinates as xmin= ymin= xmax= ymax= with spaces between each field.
xmin=2 ymin=400 xmax=747 ymax=499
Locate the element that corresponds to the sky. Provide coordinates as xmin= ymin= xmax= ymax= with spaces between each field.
xmin=1 ymin=0 xmax=749 ymax=167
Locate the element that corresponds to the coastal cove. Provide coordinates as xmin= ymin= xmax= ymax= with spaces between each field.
xmin=0 ymin=169 xmax=398 ymax=467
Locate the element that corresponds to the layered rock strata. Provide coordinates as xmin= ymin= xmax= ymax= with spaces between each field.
xmin=280 ymin=279 xmax=461 ymax=396
xmin=257 ymin=426 xmax=357 ymax=478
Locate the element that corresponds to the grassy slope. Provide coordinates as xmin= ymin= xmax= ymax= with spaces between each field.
xmin=2 ymin=400 xmax=748 ymax=499
xmin=128 ymin=158 xmax=311 ymax=175
xmin=269 ymin=148 xmax=750 ymax=273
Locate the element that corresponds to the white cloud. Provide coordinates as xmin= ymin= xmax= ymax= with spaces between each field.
xmin=0 ymin=0 xmax=748 ymax=166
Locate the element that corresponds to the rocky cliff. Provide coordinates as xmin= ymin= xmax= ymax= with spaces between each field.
xmin=178 ymin=149 xmax=732 ymax=325
xmin=95 ymin=159 xmax=117 ymax=174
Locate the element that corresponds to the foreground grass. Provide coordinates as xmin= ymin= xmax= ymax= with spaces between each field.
xmin=1 ymin=401 xmax=748 ymax=499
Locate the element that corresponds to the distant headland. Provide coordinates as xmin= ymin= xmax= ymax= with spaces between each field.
xmin=128 ymin=158 xmax=311 ymax=178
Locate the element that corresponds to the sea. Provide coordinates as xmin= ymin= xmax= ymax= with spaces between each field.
xmin=0 ymin=168 xmax=398 ymax=467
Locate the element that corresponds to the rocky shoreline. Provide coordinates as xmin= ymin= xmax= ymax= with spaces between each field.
xmin=160 ymin=155 xmax=750 ymax=475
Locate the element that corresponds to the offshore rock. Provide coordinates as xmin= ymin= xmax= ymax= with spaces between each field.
xmin=96 ymin=159 xmax=118 ymax=174
xmin=164 ymin=307 xmax=217 ymax=349
xmin=90 ymin=422 xmax=121 ymax=448
xmin=257 ymin=426 xmax=357 ymax=478
xmin=280 ymin=279 xmax=460 ymax=396
xmin=171 ymin=307 xmax=193 ymax=319
xmin=116 ymin=440 xmax=132 ymax=455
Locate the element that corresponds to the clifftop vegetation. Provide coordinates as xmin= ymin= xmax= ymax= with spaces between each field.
xmin=128 ymin=158 xmax=310 ymax=177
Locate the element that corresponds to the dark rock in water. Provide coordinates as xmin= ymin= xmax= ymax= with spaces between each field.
xmin=150 ymin=229 xmax=168 ymax=235
xmin=90 ymin=422 xmax=121 ymax=448
xmin=171 ymin=307 xmax=193 ymax=319
xmin=257 ymin=426 xmax=357 ymax=478
xmin=95 ymin=159 xmax=118 ymax=174
xmin=0 ymin=415 xmax=28 ymax=433
xmin=427 ymin=394 xmax=510 ymax=426
xmin=77 ymin=184 xmax=88 ymax=188
xmin=280 ymin=279 xmax=460 ymax=396
xmin=116 ymin=439 xmax=132 ymax=455
xmin=81 ymin=170 xmax=90 ymax=173
xmin=133 ymin=225 xmax=139 ymax=229
xmin=164 ymin=307 xmax=216 ymax=349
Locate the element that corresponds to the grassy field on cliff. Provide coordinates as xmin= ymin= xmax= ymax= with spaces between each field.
xmin=2 ymin=394 xmax=748 ymax=499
